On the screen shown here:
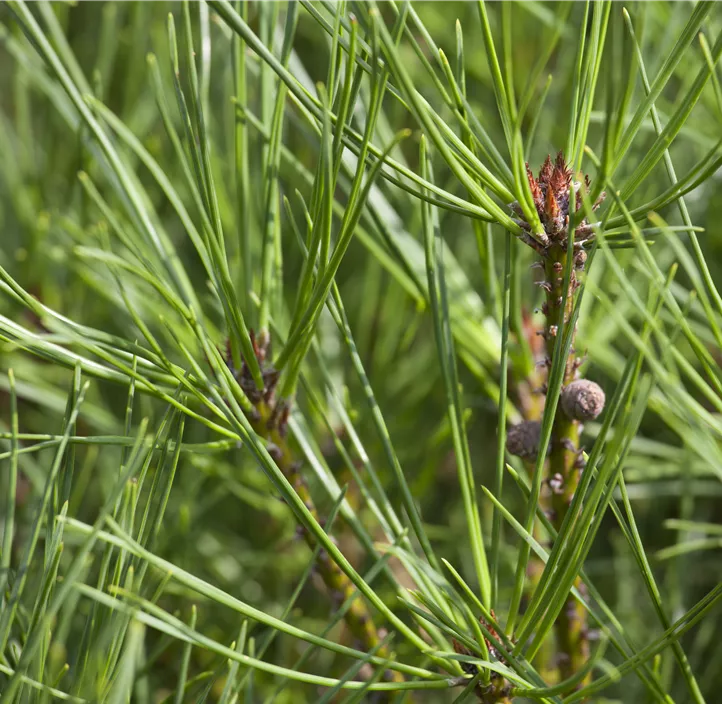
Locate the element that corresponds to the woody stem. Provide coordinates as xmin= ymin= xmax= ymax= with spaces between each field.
xmin=542 ymin=245 xmax=589 ymax=685
xmin=250 ymin=398 xmax=403 ymax=682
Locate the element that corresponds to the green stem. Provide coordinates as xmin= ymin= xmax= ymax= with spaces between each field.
xmin=542 ymin=245 xmax=589 ymax=686
xmin=250 ymin=398 xmax=403 ymax=683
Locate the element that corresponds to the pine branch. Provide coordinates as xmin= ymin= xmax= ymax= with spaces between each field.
xmin=507 ymin=153 xmax=606 ymax=689
xmin=226 ymin=330 xmax=403 ymax=684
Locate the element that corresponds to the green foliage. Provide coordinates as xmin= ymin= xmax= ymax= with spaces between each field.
xmin=0 ymin=1 xmax=721 ymax=701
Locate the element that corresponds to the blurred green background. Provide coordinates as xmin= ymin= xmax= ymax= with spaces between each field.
xmin=1 ymin=2 xmax=722 ymax=701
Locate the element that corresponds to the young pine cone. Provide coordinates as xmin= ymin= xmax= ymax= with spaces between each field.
xmin=561 ymin=379 xmax=605 ymax=422
xmin=507 ymin=420 xmax=544 ymax=460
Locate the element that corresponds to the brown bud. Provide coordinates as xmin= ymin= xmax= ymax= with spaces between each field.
xmin=506 ymin=421 xmax=544 ymax=460
xmin=574 ymin=249 xmax=587 ymax=270
xmin=561 ymin=379 xmax=605 ymax=421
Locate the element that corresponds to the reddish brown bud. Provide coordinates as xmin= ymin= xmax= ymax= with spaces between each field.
xmin=512 ymin=152 xmax=602 ymax=250
xmin=538 ymin=155 xmax=554 ymax=185
xmin=527 ymin=163 xmax=543 ymax=210
xmin=544 ymin=185 xmax=560 ymax=222
xmin=550 ymin=152 xmax=571 ymax=193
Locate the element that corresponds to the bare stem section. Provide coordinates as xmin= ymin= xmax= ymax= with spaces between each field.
xmin=226 ymin=332 xmax=402 ymax=682
xmin=507 ymin=153 xmax=606 ymax=687
xmin=542 ymin=241 xmax=588 ymax=683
